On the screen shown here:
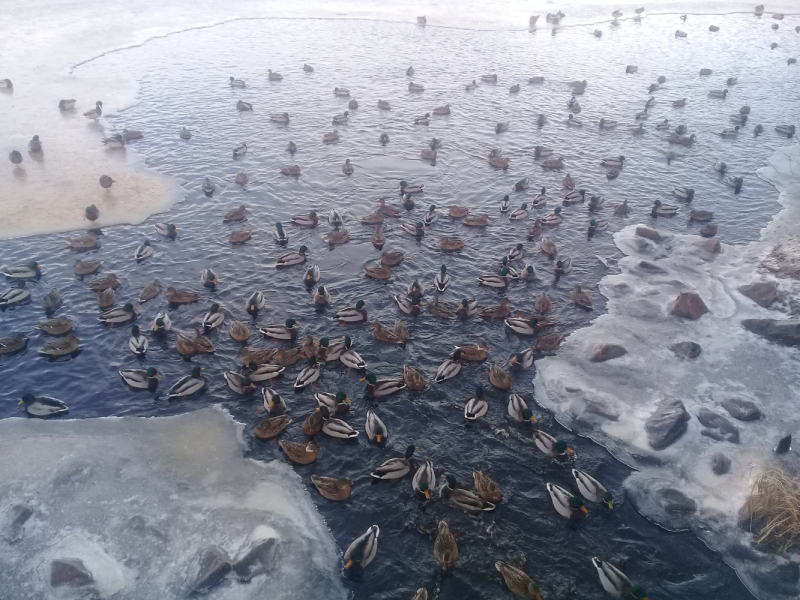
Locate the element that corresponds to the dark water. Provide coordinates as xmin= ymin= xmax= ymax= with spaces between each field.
xmin=3 ymin=11 xmax=798 ymax=599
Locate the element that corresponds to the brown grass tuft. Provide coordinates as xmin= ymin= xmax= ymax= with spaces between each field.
xmin=741 ymin=467 xmax=800 ymax=553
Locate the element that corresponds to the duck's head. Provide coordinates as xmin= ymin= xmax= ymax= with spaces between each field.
xmin=209 ymin=303 xmax=220 ymax=313
xmin=419 ymin=480 xmax=430 ymax=498
xmin=275 ymin=222 xmax=284 ymax=231
xmin=268 ymin=393 xmax=283 ymax=409
xmin=356 ymin=300 xmax=366 ymax=310
xmin=500 ymin=268 xmax=510 ymax=276
xmin=428 ymin=204 xmax=436 ymax=213
xmin=520 ymin=203 xmax=529 ymax=209
xmin=512 ymin=352 xmax=525 ymax=364
xmin=361 ymin=373 xmax=377 ymax=385
xmin=603 ymin=491 xmax=614 ymax=509
xmin=590 ymin=219 xmax=597 ymax=227
xmin=317 ymin=286 xmax=326 ymax=296
xmin=522 ymin=408 xmax=537 ymax=422
xmin=248 ymin=361 xmax=260 ymax=372
xmin=123 ymin=303 xmax=135 ymax=313
xmin=146 ymin=367 xmax=161 ymax=379
xmin=440 ymin=264 xmax=447 ymax=274
xmin=503 ymin=194 xmax=510 ymax=202
xmin=319 ymin=337 xmax=330 ymax=348
xmin=20 ymin=393 xmax=36 ymax=405
xmin=405 ymin=445 xmax=417 ymax=459
xmin=285 ymin=318 xmax=298 ymax=328
xmin=343 ymin=335 xmax=352 ymax=349
xmin=28 ymin=261 xmax=41 ymax=273
xmin=400 ymin=180 xmax=408 ymax=188
xmin=528 ymin=318 xmax=539 ymax=328
xmin=154 ymin=318 xmax=166 ymax=331
xmin=554 ymin=206 xmax=562 ymax=214
xmin=569 ymin=496 xmax=588 ymax=513
xmin=630 ymin=586 xmax=648 ymax=600
xmin=96 ymin=100 xmax=103 ymax=107
xmin=243 ymin=376 xmax=254 ymax=388
xmin=336 ymin=391 xmax=351 ymax=405
xmin=452 ymin=348 xmax=462 ymax=361
xmin=443 ymin=473 xmax=458 ymax=489
xmin=654 ymin=199 xmax=662 ymax=207
xmin=555 ymin=440 xmax=574 ymax=455
xmin=410 ymin=297 xmax=422 ymax=307
xmin=416 ymin=221 xmax=424 ymax=230
xmin=131 ymin=325 xmax=140 ymax=336
xmin=299 ymin=245 xmax=308 ymax=254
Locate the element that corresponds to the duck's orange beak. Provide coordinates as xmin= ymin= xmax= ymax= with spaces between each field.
xmin=376 ymin=434 xmax=381 ymax=443
xmin=344 ymin=559 xmax=353 ymax=569
xmin=581 ymin=506 xmax=589 ymax=514
xmin=566 ymin=447 xmax=575 ymax=454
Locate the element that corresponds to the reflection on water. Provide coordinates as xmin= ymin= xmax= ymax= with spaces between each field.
xmin=1 ymin=9 xmax=798 ymax=600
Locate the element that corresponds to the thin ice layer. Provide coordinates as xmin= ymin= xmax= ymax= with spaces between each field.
xmin=535 ymin=144 xmax=800 ymax=599
xmin=0 ymin=407 xmax=346 ymax=600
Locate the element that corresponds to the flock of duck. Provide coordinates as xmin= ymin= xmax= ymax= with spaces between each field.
xmin=3 ymin=6 xmax=798 ymax=600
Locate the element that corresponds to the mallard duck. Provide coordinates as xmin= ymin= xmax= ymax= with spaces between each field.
xmin=239 ymin=347 xmax=276 ymax=366
xmin=292 ymin=211 xmax=318 ymax=227
xmin=489 ymin=363 xmax=512 ymax=390
xmin=340 ymin=341 xmax=366 ymax=371
xmin=323 ymin=130 xmax=340 ymax=143
xmin=429 ymin=297 xmax=455 ymax=320
xmin=554 ymin=258 xmax=572 ymax=275
xmin=334 ymin=300 xmax=368 ymax=323
xmin=508 ymin=392 xmax=537 ymax=422
xmin=456 ymin=298 xmax=480 ymax=319
xmin=281 ymin=164 xmax=301 ymax=176
xmin=58 ymin=98 xmax=76 ymax=110
xmin=260 ymin=388 xmax=287 ymax=415
xmin=480 ymin=297 xmax=511 ymax=320
xmin=165 ymin=287 xmax=201 ymax=304
xmin=315 ymin=390 xmax=351 ymax=416
xmin=401 ymin=194 xmax=416 ymax=211
xmin=504 ymin=317 xmax=539 ymax=336
xmin=344 ymin=524 xmax=380 ymax=570
xmin=294 ymin=357 xmax=321 ymax=390
xmin=463 ymin=215 xmax=489 ymax=227
xmin=613 ymin=199 xmax=631 ymax=216
xmin=224 ymin=372 xmax=256 ymax=395
xmin=419 ymin=206 xmax=439 ymax=227
xmin=464 ymin=385 xmax=488 ymax=419
xmin=478 ymin=269 xmax=509 ymax=289
xmin=308 ymin=475 xmax=353 ymax=501
xmin=548 ymin=482 xmax=587 ymax=519
xmin=125 ymin=324 xmax=148 ymax=357
xmin=526 ymin=219 xmax=544 ymax=240
xmin=399 ymin=180 xmax=424 ymax=195
xmin=365 ymin=265 xmax=392 ymax=280
xmin=403 ymin=280 xmax=424 ymax=300
xmin=572 ymin=469 xmax=614 ymax=508
xmin=372 ymin=445 xmax=417 ymax=479
xmin=509 ymin=203 xmax=529 ymax=221
xmin=632 ymin=123 xmax=646 ymax=136
xmin=200 ymin=268 xmax=218 ymax=288
xmin=36 ymin=317 xmax=72 ymax=336
xmin=775 ymin=125 xmax=796 ymax=137
xmin=709 ymin=89 xmax=728 ymax=98
xmin=718 ymin=126 xmax=740 ymax=138
xmin=402 ymin=221 xmax=425 ymax=237
xmin=651 ymin=199 xmax=677 ymax=216
xmin=259 ymin=319 xmax=300 ymax=341
xmin=536 ymin=114 xmax=547 ymax=128
xmin=754 ymin=124 xmax=764 ymax=136
xmin=312 ymin=286 xmax=331 ymax=307
xmin=533 ymin=430 xmax=573 ymax=457
xmin=73 ymin=258 xmax=103 ymax=276
xmin=41 ymin=288 xmax=62 ymax=311
xmin=253 ymin=415 xmax=291 ymax=440
xmin=99 ymin=303 xmax=136 ymax=325
xmin=200 ymin=303 xmax=223 ymax=331
xmin=465 ymin=79 xmax=478 ymax=90
xmin=236 ymin=99 xmax=253 ymax=112
xmin=83 ymin=100 xmax=103 ymax=120
xmin=564 ymin=189 xmax=585 ymax=205
xmin=223 ymin=205 xmax=247 ymax=224
xmin=453 ymin=341 xmax=487 ymax=362
xmin=538 ymin=238 xmax=557 ymax=258
xmin=232 ymin=143 xmax=248 ymax=158
xmin=672 ymin=187 xmax=695 ymax=202
xmin=511 ymin=349 xmax=534 ymax=369
xmin=599 ymin=118 xmax=618 ymax=129
xmin=38 ymin=334 xmax=80 ymax=357
xmin=413 ymin=459 xmax=436 ymax=499
xmin=3 ymin=261 xmax=41 ymax=280
xmin=174 ymin=331 xmax=197 ymax=357
xmin=513 ymin=179 xmax=530 ymax=194
xmin=591 ymin=558 xmax=647 ymax=599
xmin=152 ymin=222 xmax=177 ymax=240
xmin=303 ymin=264 xmax=321 ymax=285
xmin=332 ymin=111 xmax=349 ymax=125
xmin=19 ymin=394 xmax=69 ymax=418
xmin=433 ymin=521 xmax=458 ymax=572
xmin=277 ymin=245 xmax=308 ymax=267
xmin=542 ymin=207 xmax=562 ymax=225
xmin=228 ymin=76 xmax=246 ymax=88
xmin=414 ymin=114 xmax=430 ymax=125
xmin=166 ymin=366 xmax=206 ymax=398
xmin=495 ymin=562 xmax=543 ymax=600
xmin=365 ymin=409 xmax=388 ymax=443
xmin=428 ymin=265 xmax=452 ymax=292
xmin=279 ymin=439 xmax=319 ymax=464
xmin=228 ymin=321 xmax=250 ymax=342
xmin=134 ymin=240 xmax=153 ymax=261
xmin=433 ymin=104 xmax=450 ymax=115
xmin=729 ymin=113 xmax=746 ymax=126
xmin=690 ymin=210 xmax=713 ymax=222
xmin=496 ymin=122 xmax=509 ymax=133
xmin=246 ymin=290 xmax=265 ymax=315
xmin=267 ymin=68 xmax=283 ymax=81
xmin=588 ymin=219 xmax=608 ymax=233
xmin=151 ymin=312 xmax=171 ymax=334
xmin=724 ymin=175 xmax=744 ymax=192
xmin=394 ymin=296 xmax=422 ymax=316
xmin=274 ymin=347 xmax=305 ymax=366
xmin=362 ymin=372 xmax=406 ymax=397
xmin=333 ymin=86 xmax=350 ymax=96
xmin=440 ymin=474 xmax=495 ymax=512
xmin=435 ymin=349 xmax=462 ymax=383
xmin=120 ymin=367 xmax=161 ymax=390
xmin=0 ymin=333 xmax=27 ymax=356
xmin=472 ymin=471 xmax=503 ymax=504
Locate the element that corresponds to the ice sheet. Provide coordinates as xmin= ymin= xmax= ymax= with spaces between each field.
xmin=0 ymin=407 xmax=346 ymax=599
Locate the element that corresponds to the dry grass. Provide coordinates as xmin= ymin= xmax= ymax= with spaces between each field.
xmin=741 ymin=467 xmax=800 ymax=553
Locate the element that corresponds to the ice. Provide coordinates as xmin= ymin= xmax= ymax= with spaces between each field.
xmin=0 ymin=407 xmax=346 ymax=600
xmin=534 ymin=143 xmax=800 ymax=599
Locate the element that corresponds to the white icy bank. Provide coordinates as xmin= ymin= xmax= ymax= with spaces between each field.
xmin=535 ymin=143 xmax=800 ymax=598
xmin=0 ymin=407 xmax=346 ymax=600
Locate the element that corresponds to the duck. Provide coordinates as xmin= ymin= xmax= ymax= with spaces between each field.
xmin=0 ymin=333 xmax=28 ymax=356
xmin=134 ymin=240 xmax=153 ymax=261
xmin=709 ymin=89 xmax=728 ymax=98
xmin=718 ymin=126 xmax=740 ymax=138
xmin=58 ymin=98 xmax=76 ymax=110
xmin=435 ymin=349 xmax=462 ymax=383
xmin=495 ymin=563 xmax=542 ymax=600
xmin=395 ymin=295 xmax=423 ymax=315
xmin=413 ymin=460 xmax=436 ymax=499
xmin=775 ymin=125 xmax=796 ymax=137
xmin=83 ymin=100 xmax=103 ymax=120
xmin=333 ymin=86 xmax=350 ymax=96
xmin=547 ymin=482 xmax=588 ymax=519
xmin=505 ymin=316 xmax=541 ymax=336
xmin=636 ymin=107 xmax=649 ymax=120
xmin=266 ymin=111 xmax=290 ymax=124
xmin=400 ymin=180 xmax=424 ymax=195
xmin=651 ymin=199 xmax=677 ymax=216
xmin=279 ymin=439 xmax=319 ymax=465
xmin=433 ymin=104 xmax=451 ymax=115
xmin=236 ymin=100 xmax=253 ymax=112
xmin=563 ymin=189 xmax=585 ymax=205
xmin=99 ymin=303 xmax=136 ymax=325
xmin=480 ymin=297 xmax=511 ymax=320
xmin=315 ymin=390 xmax=351 ymax=416
xmin=478 ymin=269 xmax=509 ymax=290
xmin=315 ymin=336 xmax=347 ymax=362
xmin=519 ymin=265 xmax=535 ymax=281
xmin=462 ymin=214 xmax=489 ymax=227
xmin=724 ymin=175 xmax=743 ymax=192
xmin=402 ymin=220 xmax=425 ymax=237
xmin=361 ymin=372 xmax=406 ymax=397
xmin=229 ymin=76 xmax=246 ymax=87
xmin=612 ymin=199 xmax=631 ymax=217
xmin=340 ymin=340 xmax=366 ymax=371
xmin=323 ymin=130 xmax=340 ymax=143
xmin=85 ymin=203 xmax=100 ymax=219
xmin=730 ymin=114 xmax=747 ymax=126
xmin=587 ymin=219 xmax=608 ymax=233
xmin=38 ymin=334 xmax=80 ymax=357
xmin=0 ymin=281 xmax=31 ymax=307
xmin=272 ymin=221 xmax=289 ymax=246
xmin=165 ymin=287 xmax=201 ymax=304
xmin=119 ymin=367 xmax=161 ymax=391
xmin=592 ymin=558 xmax=648 ymax=600
xmin=542 ymin=207 xmax=563 ymax=225
xmin=540 ymin=237 xmax=557 ymax=257
xmin=672 ymin=97 xmax=687 ymax=108
xmin=259 ymin=319 xmax=300 ymax=341
xmin=573 ymin=469 xmax=614 ymax=508
xmin=508 ymin=393 xmax=537 ymax=422
xmin=532 ymin=187 xmax=548 ymax=207
xmin=277 ymin=245 xmax=309 ymax=268
xmin=235 ymin=171 xmax=249 ymax=185
xmin=294 ymin=357 xmax=321 ymax=390
xmin=511 ymin=349 xmax=534 ymax=369
xmin=537 ymin=114 xmax=546 ymax=128
xmin=496 ymin=122 xmax=509 ymax=133
xmin=89 ymin=274 xmax=120 ymax=293
xmin=65 ymin=233 xmax=99 ymax=251
xmin=675 ymin=29 xmax=687 ymax=37
xmin=304 ymin=264 xmax=321 ymax=285
xmin=673 ymin=187 xmax=695 ymax=201
xmin=180 ymin=127 xmax=192 ymax=140
xmin=370 ymin=445 xmax=417 ymax=482
xmin=434 ymin=522 xmax=459 ymax=572
xmin=334 ymin=300 xmax=368 ymax=323
xmin=202 ymin=303 xmax=224 ymax=331
xmin=489 ymin=363 xmax=512 ymax=390
xmin=200 ymin=268 xmax=218 ymax=288
xmin=567 ymin=113 xmax=583 ymax=127
xmin=365 ymin=265 xmax=392 ymax=280
xmin=690 ymin=210 xmax=713 ymax=222
xmin=457 ymin=298 xmax=480 ymax=319
xmin=533 ymin=430 xmax=573 ymax=457
xmin=229 ymin=321 xmax=250 ymax=342
xmin=40 ymin=288 xmax=61 ymax=312
xmin=245 ymin=290 xmax=265 ymax=316
xmin=35 ymin=317 xmax=72 ymax=336
xmin=602 ymin=155 xmax=625 ymax=168
xmin=499 ymin=195 xmax=512 ymax=213
xmin=364 ymin=410 xmax=388 ymax=443
xmin=167 ymin=366 xmax=206 ymax=399
xmin=655 ymin=119 xmax=670 ymax=131
xmin=464 ymin=385 xmax=489 ymax=420
xmin=509 ymin=203 xmax=529 ymax=220
xmin=414 ymin=113 xmax=430 ymax=125
xmin=599 ymin=118 xmax=618 ymax=129
xmin=440 ymin=474 xmax=495 ymax=512
xmin=754 ymin=124 xmax=764 ymax=136
xmin=506 ymin=243 xmax=525 ymax=261
xmin=331 ymin=110 xmax=350 ymax=125
xmin=587 ymin=195 xmax=605 ymax=210
xmin=527 ymin=219 xmax=544 ymax=240
xmin=292 ymin=210 xmax=319 ymax=228
xmin=232 ymin=143 xmax=248 ymax=158
xmin=154 ymin=222 xmax=178 ymax=238
xmin=3 ymin=261 xmax=41 ymax=280
xmin=151 ymin=312 xmax=171 ymax=334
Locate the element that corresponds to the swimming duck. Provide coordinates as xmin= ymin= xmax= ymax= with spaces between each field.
xmin=690 ymin=210 xmax=713 ymax=222
xmin=228 ymin=75 xmax=246 ymax=87
xmin=754 ymin=124 xmax=764 ymax=136
xmin=588 ymin=196 xmax=605 ymax=211
xmin=567 ymin=113 xmax=583 ymax=127
xmin=509 ymin=203 xmax=529 ymax=220
xmin=505 ymin=317 xmax=541 ymax=336
xmin=570 ymin=284 xmax=592 ymax=309
xmin=495 ymin=562 xmax=542 ymax=600
xmin=548 ymin=482 xmax=588 ymax=519
xmin=365 ymin=265 xmax=392 ymax=280
xmin=234 ymin=171 xmax=248 ymax=185
xmin=454 ymin=298 xmax=478 ymax=319
xmin=236 ymin=99 xmax=253 ymax=112
xmin=463 ymin=214 xmax=489 ymax=227
xmin=315 ymin=390 xmax=351 ymax=415
xmin=400 ymin=180 xmax=424 ymax=195
xmin=168 ymin=366 xmax=206 ymax=398
xmin=35 ymin=317 xmax=72 ymax=336
xmin=588 ymin=219 xmax=608 ymax=233
xmin=478 ymin=268 xmax=510 ymax=290
xmin=633 ymin=123 xmax=646 ymax=136
xmin=655 ymin=119 xmax=670 ymax=132
xmin=507 ymin=243 xmax=525 ymax=262
xmin=651 ymin=199 xmax=677 ymax=216
xmin=245 ymin=290 xmax=265 ymax=316
xmin=133 ymin=240 xmax=154 ymax=261
xmin=592 ymin=558 xmax=648 ymax=600
xmin=120 ymin=367 xmax=161 ymax=391
xmin=465 ymin=79 xmax=478 ymax=90
xmin=38 ymin=334 xmax=80 ymax=357
xmin=362 ymin=372 xmax=406 ymax=397
xmin=508 ymin=392 xmax=537 ymax=422
xmin=511 ymin=349 xmax=534 ymax=369
xmin=340 ymin=339 xmax=366 ymax=371
xmin=201 ymin=303 xmax=224 ymax=331
xmin=304 ymin=264 xmax=321 ymax=285
xmin=724 ymin=175 xmax=743 ymax=192
xmin=58 ymin=98 xmax=76 ymax=110
xmin=200 ymin=268 xmax=218 ymax=288
xmin=464 ymin=385 xmax=489 ymax=420
xmin=0 ymin=333 xmax=27 ymax=356
xmin=612 ymin=199 xmax=630 ymax=217
xmin=294 ymin=357 xmax=321 ymax=390
xmin=3 ymin=261 xmax=41 ymax=280
xmin=542 ymin=207 xmax=563 ymax=225
xmin=334 ymin=300 xmax=368 ymax=324
xmin=532 ymin=187 xmax=548 ymax=207
xmin=151 ymin=311 xmax=171 ymax=334
xmin=99 ymin=303 xmax=136 ymax=326
xmin=528 ymin=219 xmax=544 ymax=239
xmin=83 ymin=100 xmax=103 ymax=120
xmin=775 ymin=125 xmax=796 ymax=137
xmin=440 ymin=474 xmax=495 ymax=512
xmin=232 ymin=142 xmax=248 ymax=158
xmin=19 ymin=393 xmax=69 ymax=417
xmin=224 ymin=372 xmax=256 ymax=395
xmin=371 ymin=445 xmax=417 ymax=481
xmin=480 ymin=297 xmax=511 ymax=320
xmin=395 ymin=295 xmax=422 ymax=316
xmin=96 ymin=287 xmax=115 ymax=309
xmin=599 ymin=118 xmax=618 ymax=129
xmin=709 ymin=89 xmax=728 ymax=98
xmin=675 ymin=29 xmax=687 ymax=37
xmin=433 ymin=521 xmax=459 ymax=573
xmin=496 ymin=122 xmax=509 ymax=133
xmin=573 ymin=469 xmax=613 ymax=508
xmin=180 ymin=127 xmax=192 ymax=140
xmin=229 ymin=321 xmax=250 ymax=342
xmin=332 ymin=86 xmax=350 ymax=97
xmin=489 ymin=363 xmax=512 ymax=390
xmin=718 ymin=126 xmax=739 ymax=138
xmin=291 ymin=209 xmax=319 ymax=227
xmin=165 ymin=287 xmax=200 ymax=304
xmin=402 ymin=221 xmax=425 ymax=237
xmin=563 ymin=189 xmax=585 ymax=205
xmin=601 ymin=155 xmax=625 ymax=168
xmin=323 ymin=130 xmax=340 ymax=144
xmin=39 ymin=288 xmax=61 ymax=311
xmin=540 ymin=237 xmax=557 ymax=256
xmin=0 ymin=281 xmax=30 ymax=307
xmin=533 ymin=430 xmax=574 ymax=457
xmin=404 ymin=194 xmax=417 ymax=211
xmin=432 ymin=104 xmax=450 ymax=115
xmin=521 ymin=265 xmax=537 ymax=281
xmin=365 ymin=410 xmax=388 ymax=443
xmin=259 ymin=319 xmax=300 ymax=341
xmin=435 ymin=349 xmax=462 ymax=383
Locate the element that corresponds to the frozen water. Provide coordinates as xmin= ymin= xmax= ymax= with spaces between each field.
xmin=0 ymin=407 xmax=346 ymax=599
xmin=535 ymin=143 xmax=800 ymax=599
